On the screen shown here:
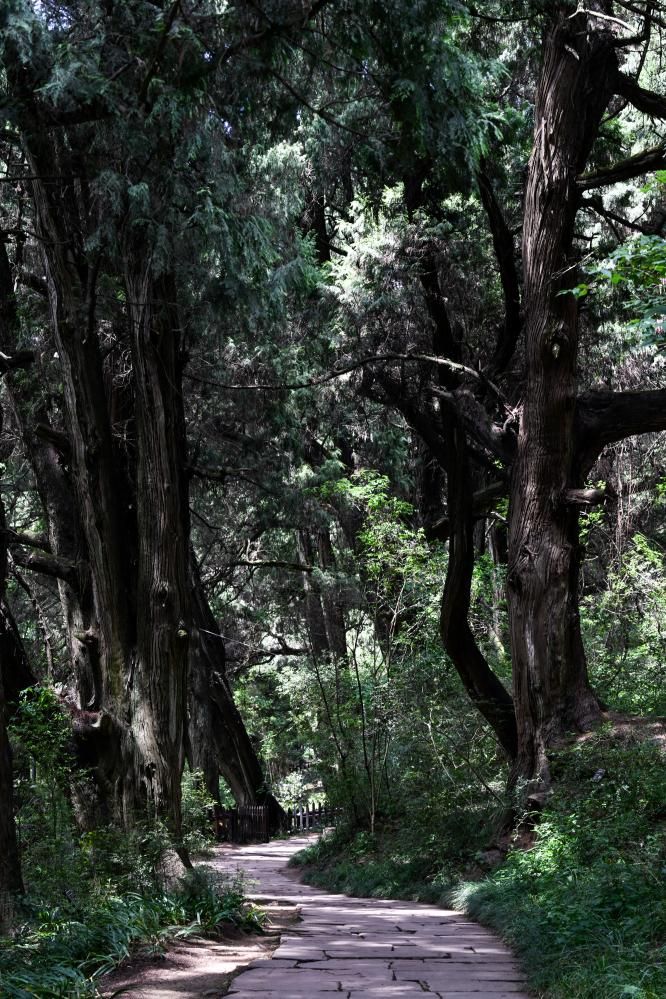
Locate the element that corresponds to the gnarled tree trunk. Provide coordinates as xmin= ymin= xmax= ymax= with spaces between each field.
xmin=507 ymin=9 xmax=616 ymax=785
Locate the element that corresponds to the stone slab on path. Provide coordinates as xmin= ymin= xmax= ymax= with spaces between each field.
xmin=214 ymin=835 xmax=531 ymax=999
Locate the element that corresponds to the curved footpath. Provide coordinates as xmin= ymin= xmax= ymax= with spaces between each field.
xmin=214 ymin=834 xmax=530 ymax=999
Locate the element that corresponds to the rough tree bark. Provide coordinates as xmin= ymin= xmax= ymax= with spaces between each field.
xmin=124 ymin=266 xmax=191 ymax=834
xmin=3 ymin=65 xmax=193 ymax=833
xmin=440 ymin=423 xmax=517 ymax=759
xmin=507 ymin=8 xmax=617 ymax=786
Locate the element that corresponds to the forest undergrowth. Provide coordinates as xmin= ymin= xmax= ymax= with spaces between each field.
xmin=292 ymin=719 xmax=666 ymax=999
xmin=0 ymin=692 xmax=260 ymax=999
xmin=0 ymin=863 xmax=263 ymax=999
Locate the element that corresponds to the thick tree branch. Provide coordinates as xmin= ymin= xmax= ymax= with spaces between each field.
xmin=614 ymin=1 xmax=666 ymax=32
xmin=432 ymin=386 xmax=516 ymax=465
xmin=33 ymin=422 xmax=71 ymax=457
xmin=581 ymin=193 xmax=660 ymax=234
xmin=9 ymin=548 xmax=78 ymax=587
xmin=0 ymin=351 xmax=34 ymax=375
xmin=419 ymin=248 xmax=461 ymax=374
xmin=186 ymin=350 xmax=505 ymax=400
xmin=575 ymin=387 xmax=666 ymax=472
xmin=613 ymin=69 xmax=666 ymax=118
xmin=561 ymin=487 xmax=606 ymax=507
xmin=477 ymin=168 xmax=522 ymax=374
xmin=578 ymin=143 xmax=666 ymax=189
xmin=366 ymin=369 xmax=451 ymax=473
xmin=0 ymin=528 xmax=51 ymax=553
xmin=427 ymin=480 xmax=507 ymax=542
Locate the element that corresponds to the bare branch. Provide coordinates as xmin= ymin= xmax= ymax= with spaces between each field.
xmin=221 ymin=559 xmax=313 ymax=572
xmin=570 ymin=8 xmax=636 ymax=32
xmin=186 ymin=351 xmax=506 ymax=401
xmin=581 ymin=194 xmax=657 ymax=234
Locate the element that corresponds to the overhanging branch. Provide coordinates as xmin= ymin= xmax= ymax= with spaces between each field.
xmin=581 ymin=194 xmax=659 ymax=234
xmin=578 ymin=144 xmax=666 ymax=189
xmin=0 ymin=528 xmax=51 ymax=553
xmin=9 ymin=548 xmax=78 ymax=587
xmin=575 ymin=387 xmax=666 ymax=472
xmin=185 ymin=350 xmax=505 ymax=400
xmin=614 ymin=69 xmax=666 ymax=118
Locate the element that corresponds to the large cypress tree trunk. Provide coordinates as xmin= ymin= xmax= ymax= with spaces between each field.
xmin=125 ymin=268 xmax=191 ymax=835
xmin=507 ymin=9 xmax=615 ymax=785
xmin=6 ymin=106 xmax=191 ymax=833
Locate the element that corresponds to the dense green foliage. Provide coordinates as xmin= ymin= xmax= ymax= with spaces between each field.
xmin=456 ymin=731 xmax=666 ymax=999
xmin=0 ymin=867 xmax=262 ymax=998
xmin=2 ymin=688 xmax=253 ymax=997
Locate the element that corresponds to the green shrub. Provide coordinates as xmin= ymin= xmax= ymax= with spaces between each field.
xmin=180 ymin=769 xmax=218 ymax=855
xmin=291 ymin=808 xmax=492 ymax=904
xmin=0 ymin=868 xmax=264 ymax=998
xmin=455 ymin=731 xmax=666 ymax=999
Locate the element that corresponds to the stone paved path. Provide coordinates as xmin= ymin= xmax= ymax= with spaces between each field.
xmin=213 ymin=835 xmax=531 ymax=999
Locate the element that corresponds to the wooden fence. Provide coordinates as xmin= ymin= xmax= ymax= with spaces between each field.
xmin=288 ymin=800 xmax=337 ymax=832
xmin=212 ymin=799 xmax=337 ymax=843
xmin=214 ymin=805 xmax=270 ymax=843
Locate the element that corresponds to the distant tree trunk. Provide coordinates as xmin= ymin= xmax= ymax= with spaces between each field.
xmin=440 ymin=424 xmax=517 ymax=758
xmin=0 ymin=409 xmax=23 ymax=902
xmin=507 ymin=10 xmax=615 ymax=785
xmin=188 ymin=562 xmax=221 ymax=804
xmin=299 ymin=529 xmax=347 ymax=657
xmin=189 ymin=556 xmax=285 ymax=831
xmin=297 ymin=530 xmax=331 ymax=655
